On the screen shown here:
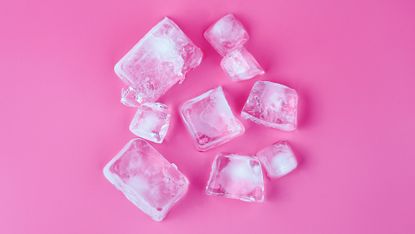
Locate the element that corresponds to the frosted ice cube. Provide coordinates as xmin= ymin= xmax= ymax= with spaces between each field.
xmin=120 ymin=87 xmax=140 ymax=107
xmin=129 ymin=103 xmax=171 ymax=144
xmin=241 ymin=81 xmax=298 ymax=131
xmin=204 ymin=14 xmax=249 ymax=56
xmin=115 ymin=17 xmax=203 ymax=104
xmin=180 ymin=86 xmax=245 ymax=151
xmin=103 ymin=138 xmax=189 ymax=221
xmin=256 ymin=141 xmax=298 ymax=178
xmin=206 ymin=153 xmax=264 ymax=202
xmin=220 ymin=47 xmax=264 ymax=81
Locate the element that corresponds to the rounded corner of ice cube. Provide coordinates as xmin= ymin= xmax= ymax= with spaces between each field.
xmin=213 ymin=85 xmax=223 ymax=92
xmin=102 ymin=162 xmax=113 ymax=181
xmin=233 ymin=119 xmax=246 ymax=137
xmin=151 ymin=137 xmax=163 ymax=144
xmin=256 ymin=65 xmax=266 ymax=76
xmin=194 ymin=142 xmax=211 ymax=152
xmin=277 ymin=124 xmax=297 ymax=132
xmin=114 ymin=61 xmax=124 ymax=79
xmin=224 ymin=13 xmax=236 ymax=18
xmin=240 ymin=109 xmax=253 ymax=121
xmin=181 ymin=175 xmax=191 ymax=191
xmin=150 ymin=213 xmax=166 ymax=222
xmin=204 ymin=186 xmax=212 ymax=195
xmin=192 ymin=47 xmax=204 ymax=68
xmin=161 ymin=16 xmax=172 ymax=22
xmin=203 ymin=28 xmax=211 ymax=41
xmin=256 ymin=195 xmax=265 ymax=203
xmin=128 ymin=120 xmax=137 ymax=134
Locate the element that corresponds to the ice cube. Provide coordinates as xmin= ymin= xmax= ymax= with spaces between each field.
xmin=180 ymin=86 xmax=245 ymax=151
xmin=115 ymin=17 xmax=203 ymax=104
xmin=220 ymin=47 xmax=264 ymax=81
xmin=206 ymin=153 xmax=264 ymax=202
xmin=256 ymin=141 xmax=298 ymax=178
xmin=120 ymin=87 xmax=140 ymax=107
xmin=103 ymin=138 xmax=189 ymax=221
xmin=129 ymin=103 xmax=171 ymax=144
xmin=204 ymin=14 xmax=249 ymax=56
xmin=241 ymin=81 xmax=298 ymax=131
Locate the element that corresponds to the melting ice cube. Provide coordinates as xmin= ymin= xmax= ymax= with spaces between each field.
xmin=115 ymin=17 xmax=203 ymax=104
xmin=241 ymin=81 xmax=298 ymax=131
xmin=220 ymin=47 xmax=264 ymax=81
xmin=204 ymin=14 xmax=249 ymax=56
xmin=103 ymin=138 xmax=189 ymax=221
xmin=129 ymin=102 xmax=171 ymax=144
xmin=206 ymin=153 xmax=264 ymax=202
xmin=120 ymin=87 xmax=140 ymax=107
xmin=180 ymin=86 xmax=245 ymax=151
xmin=256 ymin=141 xmax=298 ymax=178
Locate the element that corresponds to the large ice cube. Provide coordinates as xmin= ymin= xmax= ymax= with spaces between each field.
xmin=257 ymin=141 xmax=298 ymax=178
xmin=129 ymin=102 xmax=171 ymax=144
xmin=220 ymin=47 xmax=264 ymax=81
xmin=241 ymin=81 xmax=298 ymax=131
xmin=103 ymin=139 xmax=189 ymax=221
xmin=120 ymin=86 xmax=140 ymax=107
xmin=180 ymin=86 xmax=245 ymax=151
xmin=115 ymin=17 xmax=203 ymax=104
xmin=204 ymin=14 xmax=249 ymax=56
xmin=206 ymin=153 xmax=264 ymax=202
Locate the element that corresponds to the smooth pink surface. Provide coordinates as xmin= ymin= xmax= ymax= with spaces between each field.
xmin=1 ymin=0 xmax=415 ymax=233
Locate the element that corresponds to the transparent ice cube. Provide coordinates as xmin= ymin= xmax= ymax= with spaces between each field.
xmin=120 ymin=87 xmax=140 ymax=107
xmin=206 ymin=153 xmax=264 ymax=202
xmin=180 ymin=86 xmax=245 ymax=151
xmin=103 ymin=138 xmax=189 ymax=221
xmin=257 ymin=141 xmax=298 ymax=178
xmin=115 ymin=17 xmax=203 ymax=104
xmin=241 ymin=81 xmax=298 ymax=131
xmin=204 ymin=14 xmax=249 ymax=56
xmin=220 ymin=47 xmax=264 ymax=81
xmin=129 ymin=102 xmax=171 ymax=144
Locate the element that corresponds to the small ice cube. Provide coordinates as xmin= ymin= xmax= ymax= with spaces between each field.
xmin=241 ymin=81 xmax=298 ymax=131
xmin=204 ymin=14 xmax=249 ymax=56
xmin=180 ymin=86 xmax=245 ymax=151
xmin=115 ymin=17 xmax=203 ymax=104
xmin=220 ymin=47 xmax=264 ymax=81
xmin=206 ymin=153 xmax=264 ymax=202
xmin=120 ymin=87 xmax=140 ymax=107
xmin=129 ymin=102 xmax=171 ymax=144
xmin=103 ymin=139 xmax=189 ymax=221
xmin=256 ymin=141 xmax=298 ymax=178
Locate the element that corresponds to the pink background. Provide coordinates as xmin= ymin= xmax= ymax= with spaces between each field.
xmin=1 ymin=0 xmax=415 ymax=233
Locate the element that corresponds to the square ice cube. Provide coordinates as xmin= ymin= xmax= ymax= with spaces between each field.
xmin=180 ymin=86 xmax=245 ymax=151
xmin=120 ymin=87 xmax=140 ymax=107
xmin=103 ymin=138 xmax=189 ymax=221
xmin=129 ymin=103 xmax=171 ymax=144
xmin=241 ymin=81 xmax=298 ymax=131
xmin=115 ymin=17 xmax=203 ymax=104
xmin=204 ymin=14 xmax=249 ymax=56
xmin=256 ymin=141 xmax=298 ymax=178
xmin=206 ymin=153 xmax=264 ymax=202
xmin=220 ymin=47 xmax=264 ymax=81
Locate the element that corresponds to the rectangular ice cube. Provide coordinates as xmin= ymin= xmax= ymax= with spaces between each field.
xmin=257 ymin=141 xmax=298 ymax=178
xmin=103 ymin=139 xmax=189 ymax=221
xmin=206 ymin=153 xmax=264 ymax=202
xmin=220 ymin=47 xmax=264 ymax=81
xmin=180 ymin=86 xmax=245 ymax=151
xmin=120 ymin=86 xmax=140 ymax=107
xmin=115 ymin=17 xmax=203 ymax=104
xmin=204 ymin=14 xmax=249 ymax=56
xmin=129 ymin=103 xmax=171 ymax=144
xmin=241 ymin=81 xmax=298 ymax=131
